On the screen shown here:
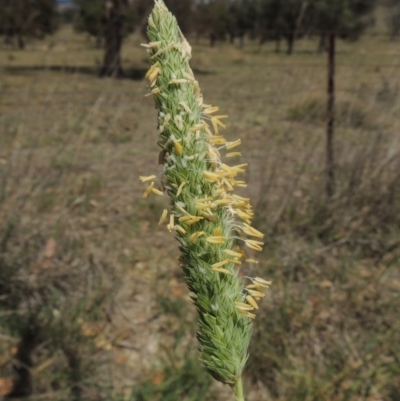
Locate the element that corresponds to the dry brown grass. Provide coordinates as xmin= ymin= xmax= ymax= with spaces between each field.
xmin=0 ymin=26 xmax=399 ymax=400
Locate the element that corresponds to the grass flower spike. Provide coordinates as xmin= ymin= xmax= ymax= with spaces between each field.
xmin=141 ymin=1 xmax=270 ymax=399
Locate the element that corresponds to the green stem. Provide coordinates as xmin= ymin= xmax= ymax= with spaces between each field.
xmin=233 ymin=377 xmax=245 ymax=401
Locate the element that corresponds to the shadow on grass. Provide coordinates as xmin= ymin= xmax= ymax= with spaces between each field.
xmin=0 ymin=65 xmax=214 ymax=80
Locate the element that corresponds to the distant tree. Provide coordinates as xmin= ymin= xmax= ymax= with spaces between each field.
xmin=311 ymin=0 xmax=376 ymax=52
xmin=132 ymin=0 xmax=194 ymax=38
xmin=100 ymin=0 xmax=129 ymax=77
xmin=74 ymin=0 xmax=136 ymax=48
xmin=383 ymin=0 xmax=400 ymax=39
xmin=195 ymin=0 xmax=231 ymax=46
xmin=0 ymin=0 xmax=58 ymax=49
xmin=228 ymin=0 xmax=258 ymax=47
xmin=74 ymin=0 xmax=137 ymax=77
xmin=258 ymin=0 xmax=310 ymax=54
xmin=164 ymin=0 xmax=194 ymax=34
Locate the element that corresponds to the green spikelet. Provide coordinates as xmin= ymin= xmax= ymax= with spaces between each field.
xmin=141 ymin=1 xmax=270 ymax=399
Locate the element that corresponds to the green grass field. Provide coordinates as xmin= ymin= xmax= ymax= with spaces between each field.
xmin=0 ymin=25 xmax=399 ymax=401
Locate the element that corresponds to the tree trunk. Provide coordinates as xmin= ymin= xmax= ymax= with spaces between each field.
xmin=286 ymin=33 xmax=295 ymax=55
xmin=17 ymin=32 xmax=25 ymax=49
xmin=210 ymin=32 xmax=216 ymax=47
xmin=63 ymin=348 xmax=82 ymax=401
xmin=317 ymin=33 xmax=326 ymax=53
xmin=100 ymin=0 xmax=127 ymax=78
xmin=238 ymin=33 xmax=244 ymax=49
xmin=7 ymin=327 xmax=39 ymax=398
xmin=275 ymin=35 xmax=281 ymax=53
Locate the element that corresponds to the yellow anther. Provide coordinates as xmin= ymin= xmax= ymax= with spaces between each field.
xmin=206 ymin=236 xmax=225 ymax=244
xmin=234 ymin=302 xmax=254 ymax=311
xmin=246 ymin=295 xmax=259 ymax=310
xmin=239 ymin=311 xmax=256 ymax=319
xmin=242 ymin=223 xmax=264 ymax=239
xmin=209 ymin=136 xmax=226 ymax=146
xmin=167 ymin=214 xmax=175 ymax=232
xmin=211 ymin=259 xmax=230 ymax=269
xmin=175 ymin=225 xmax=186 ymax=234
xmin=226 ymin=139 xmax=241 ymax=150
xmin=189 ymin=231 xmax=205 ymax=242
xmin=213 ymin=227 xmax=223 ymax=236
xmin=141 ymin=41 xmax=161 ymax=49
xmin=176 ymin=181 xmax=186 ymax=196
xmin=211 ymin=115 xmax=228 ymax=134
xmin=169 ymin=78 xmax=188 ymax=84
xmin=174 ymin=141 xmax=183 ymax=156
xmin=223 ymin=249 xmax=243 ymax=258
xmin=254 ymin=277 xmax=272 ymax=288
xmin=139 ymin=175 xmax=156 ymax=182
xmin=203 ymin=171 xmax=220 ymax=181
xmin=158 ymin=209 xmax=168 ymax=225
xmin=245 ymin=240 xmax=264 ymax=251
xmin=247 ymin=289 xmax=265 ymax=299
xmin=142 ymin=182 xmax=154 ymax=198
xmin=201 ymin=212 xmax=217 ymax=222
xmin=203 ymin=106 xmax=219 ymax=115
xmin=212 ymin=267 xmax=233 ymax=275
xmin=179 ymin=101 xmax=192 ymax=114
xmin=151 ymin=188 xmax=164 ymax=196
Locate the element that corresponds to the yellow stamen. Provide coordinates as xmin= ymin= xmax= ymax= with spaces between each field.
xmin=245 ymin=239 xmax=264 ymax=251
xmin=246 ymin=284 xmax=263 ymax=291
xmin=210 ymin=115 xmax=228 ymax=134
xmin=234 ymin=302 xmax=255 ymax=311
xmin=236 ymin=210 xmax=252 ymax=224
xmin=239 ymin=310 xmax=256 ymax=319
xmin=139 ymin=175 xmax=156 ymax=182
xmin=226 ymin=152 xmax=241 ymax=158
xmin=212 ymin=267 xmax=233 ymax=275
xmin=176 ymin=181 xmax=186 ymax=196
xmin=175 ymin=225 xmax=186 ymax=234
xmin=179 ymin=101 xmax=192 ymax=114
xmin=142 ymin=182 xmax=154 ymax=198
xmin=174 ymin=141 xmax=183 ymax=156
xmin=206 ymin=236 xmax=225 ymax=244
xmin=197 ymin=196 xmax=213 ymax=202
xmin=203 ymin=171 xmax=220 ymax=181
xmin=246 ymin=295 xmax=259 ymax=310
xmin=190 ymin=122 xmax=207 ymax=132
xmin=247 ymin=289 xmax=265 ymax=299
xmin=169 ymin=78 xmax=188 ymax=84
xmin=226 ymin=139 xmax=241 ymax=150
xmin=158 ymin=209 xmax=168 ymax=225
xmin=203 ymin=106 xmax=219 ymax=115
xmin=209 ymin=136 xmax=226 ymax=146
xmin=246 ymin=259 xmax=259 ymax=264
xmin=224 ymin=249 xmax=243 ymax=258
xmin=201 ymin=212 xmax=217 ymax=222
xmin=151 ymin=188 xmax=164 ymax=196
xmin=189 ymin=231 xmax=205 ymax=242
xmin=196 ymin=202 xmax=215 ymax=210
xmin=211 ymin=259 xmax=230 ymax=269
xmin=167 ymin=214 xmax=175 ymax=232
xmin=213 ymin=227 xmax=223 ymax=236
xmin=231 ymin=163 xmax=248 ymax=173
xmin=254 ymin=277 xmax=272 ymax=288
xmin=243 ymin=223 xmax=264 ymax=239
xmin=141 ymin=41 xmax=161 ymax=49
xmin=174 ymin=115 xmax=184 ymax=131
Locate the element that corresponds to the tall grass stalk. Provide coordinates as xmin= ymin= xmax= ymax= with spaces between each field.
xmin=140 ymin=1 xmax=270 ymax=399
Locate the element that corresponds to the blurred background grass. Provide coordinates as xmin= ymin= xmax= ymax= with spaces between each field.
xmin=0 ymin=2 xmax=400 ymax=400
